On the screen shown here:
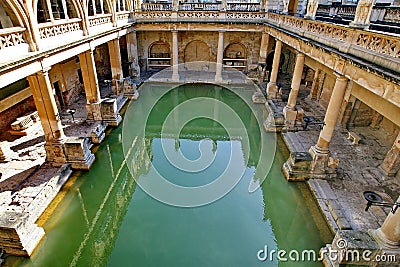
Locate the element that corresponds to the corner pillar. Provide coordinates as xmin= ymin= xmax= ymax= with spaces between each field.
xmin=171 ymin=30 xmax=179 ymax=82
xmin=266 ymin=39 xmax=282 ymax=98
xmin=108 ymin=38 xmax=124 ymax=80
xmin=215 ymin=30 xmax=225 ymax=83
xmin=126 ymin=30 xmax=140 ymax=78
xmin=309 ymin=74 xmax=348 ymax=174
xmin=349 ymin=0 xmax=374 ymax=29
xmin=283 ymin=52 xmax=305 ymax=123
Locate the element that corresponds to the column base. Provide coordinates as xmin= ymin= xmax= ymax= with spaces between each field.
xmin=282 ymin=152 xmax=313 ymax=181
xmin=266 ymin=82 xmax=278 ymax=99
xmin=309 ymin=145 xmax=337 ymax=175
xmin=100 ymin=98 xmax=123 ymax=127
xmin=370 ymin=228 xmax=400 ymax=249
xmin=252 ymin=91 xmax=266 ymax=104
xmin=171 ymin=73 xmax=180 ymax=82
xmin=45 ymin=140 xmax=67 ymax=164
xmin=86 ymin=102 xmax=102 ymax=121
xmin=64 ymin=137 xmax=95 ymax=170
xmin=91 ymin=121 xmax=108 ymax=144
xmin=263 ymin=100 xmax=285 ymax=132
xmin=283 ymin=106 xmax=304 ymax=125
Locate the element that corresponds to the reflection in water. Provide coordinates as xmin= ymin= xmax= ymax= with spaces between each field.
xmin=8 ymin=84 xmax=331 ymax=267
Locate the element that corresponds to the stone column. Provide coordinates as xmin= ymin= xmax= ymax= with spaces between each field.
xmin=304 ymin=0 xmax=318 ymax=20
xmin=108 ymin=38 xmax=124 ymax=80
xmin=259 ymin=32 xmax=269 ymax=64
xmin=308 ymin=69 xmax=321 ymax=100
xmin=349 ymin=0 xmax=374 ymax=29
xmin=379 ymin=132 xmax=400 ymax=176
xmin=373 ymin=195 xmax=400 ymax=248
xmin=309 ymin=74 xmax=348 ymax=173
xmin=215 ymin=30 xmax=225 ymax=83
xmin=266 ymin=39 xmax=282 ymax=99
xmin=126 ymin=30 xmax=140 ymax=78
xmin=28 ymin=69 xmax=66 ymax=163
xmin=283 ymin=53 xmax=305 ymax=122
xmin=221 ymin=0 xmax=227 ymax=11
xmin=172 ymin=0 xmax=179 ymax=11
xmin=78 ymin=50 xmax=102 ymax=121
xmin=171 ymin=30 xmax=179 ymax=82
xmin=347 ymin=98 xmax=361 ymax=128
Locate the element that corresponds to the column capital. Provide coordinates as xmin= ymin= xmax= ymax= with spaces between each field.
xmin=218 ymin=30 xmax=226 ymax=33
xmin=171 ymin=30 xmax=178 ymax=33
xmin=333 ymin=72 xmax=347 ymax=80
xmin=296 ymin=52 xmax=305 ymax=58
xmin=39 ymin=66 xmax=51 ymax=75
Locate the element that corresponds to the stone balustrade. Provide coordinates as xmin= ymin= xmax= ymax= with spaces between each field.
xmin=38 ymin=18 xmax=82 ymax=40
xmin=264 ymin=13 xmax=400 ymax=73
xmin=0 ymin=27 xmax=26 ymax=51
xmin=88 ymin=14 xmax=113 ymax=27
xmin=179 ymin=3 xmax=221 ymax=11
xmin=116 ymin=11 xmax=132 ymax=22
xmin=227 ymin=3 xmax=260 ymax=12
xmin=141 ymin=3 xmax=172 ymax=11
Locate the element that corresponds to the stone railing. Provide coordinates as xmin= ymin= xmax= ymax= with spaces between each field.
xmin=141 ymin=3 xmax=172 ymax=11
xmin=179 ymin=3 xmax=221 ymax=11
xmin=316 ymin=4 xmax=330 ymax=15
xmin=227 ymin=3 xmax=260 ymax=12
xmin=0 ymin=27 xmax=26 ymax=50
xmin=381 ymin=6 xmax=400 ymax=23
xmin=337 ymin=5 xmax=356 ymax=18
xmin=264 ymin=13 xmax=400 ymax=72
xmin=88 ymin=14 xmax=113 ymax=27
xmin=38 ymin=18 xmax=82 ymax=39
xmin=116 ymin=11 xmax=132 ymax=21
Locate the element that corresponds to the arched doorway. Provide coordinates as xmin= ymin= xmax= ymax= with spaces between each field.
xmin=184 ymin=40 xmax=210 ymax=70
xmin=148 ymin=41 xmax=171 ymax=69
xmin=224 ymin=42 xmax=247 ymax=71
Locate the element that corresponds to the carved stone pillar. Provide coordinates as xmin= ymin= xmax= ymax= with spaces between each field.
xmin=379 ymin=132 xmax=400 ymax=177
xmin=266 ymin=39 xmax=282 ymax=98
xmin=172 ymin=0 xmax=179 ymax=11
xmin=172 ymin=30 xmax=179 ymax=82
xmin=108 ymin=38 xmax=123 ymax=80
xmin=309 ymin=74 xmax=348 ymax=174
xmin=349 ymin=0 xmax=374 ymax=29
xmin=372 ymin=195 xmax=400 ymax=248
xmin=283 ymin=53 xmax=305 ymax=123
xmin=259 ymin=32 xmax=269 ymax=64
xmin=304 ymin=0 xmax=319 ymax=20
xmin=126 ymin=30 xmax=141 ymax=78
xmin=78 ymin=50 xmax=102 ymax=121
xmin=215 ymin=30 xmax=225 ymax=83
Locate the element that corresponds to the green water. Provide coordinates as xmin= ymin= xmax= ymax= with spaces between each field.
xmin=8 ymin=84 xmax=332 ymax=267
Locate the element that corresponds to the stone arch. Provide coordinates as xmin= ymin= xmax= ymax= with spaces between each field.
xmin=149 ymin=41 xmax=170 ymax=58
xmin=184 ymin=40 xmax=210 ymax=63
xmin=224 ymin=42 xmax=246 ymax=59
xmin=0 ymin=0 xmax=25 ymax=27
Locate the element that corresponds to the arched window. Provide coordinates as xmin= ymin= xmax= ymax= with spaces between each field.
xmin=36 ymin=0 xmax=79 ymax=23
xmin=0 ymin=0 xmax=22 ymax=28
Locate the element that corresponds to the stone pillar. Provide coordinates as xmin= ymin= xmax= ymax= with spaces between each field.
xmin=172 ymin=0 xmax=179 ymax=11
xmin=259 ymin=32 xmax=269 ymax=64
xmin=349 ymin=0 xmax=374 ymax=29
xmin=308 ymin=69 xmax=321 ymax=100
xmin=379 ymin=132 xmax=400 ymax=176
xmin=215 ymin=30 xmax=225 ymax=83
xmin=78 ymin=50 xmax=102 ymax=121
xmin=309 ymin=74 xmax=348 ymax=173
xmin=221 ymin=0 xmax=227 ymax=11
xmin=171 ymin=30 xmax=179 ymax=82
xmin=108 ymin=38 xmax=124 ymax=80
xmin=266 ymin=39 xmax=282 ymax=99
xmin=283 ymin=53 xmax=305 ymax=122
xmin=28 ymin=69 xmax=66 ymax=163
xmin=126 ymin=30 xmax=141 ymax=78
xmin=304 ymin=0 xmax=318 ymax=20
xmin=372 ymin=195 xmax=400 ymax=248
xmin=347 ymin=98 xmax=361 ymax=128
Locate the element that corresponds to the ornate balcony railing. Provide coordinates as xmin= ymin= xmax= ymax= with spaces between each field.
xmin=337 ymin=5 xmax=356 ymax=18
xmin=381 ymin=6 xmax=400 ymax=23
xmin=88 ymin=14 xmax=113 ymax=27
xmin=264 ymin=13 xmax=400 ymax=73
xmin=0 ymin=27 xmax=26 ymax=50
xmin=38 ymin=18 xmax=82 ymax=39
xmin=141 ymin=3 xmax=172 ymax=11
xmin=227 ymin=3 xmax=260 ymax=12
xmin=117 ymin=11 xmax=132 ymax=21
xmin=179 ymin=3 xmax=221 ymax=11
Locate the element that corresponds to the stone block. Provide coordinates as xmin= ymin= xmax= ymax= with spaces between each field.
xmin=101 ymin=98 xmax=122 ymax=127
xmin=91 ymin=121 xmax=107 ymax=144
xmin=64 ymin=137 xmax=95 ymax=170
xmin=252 ymin=91 xmax=266 ymax=104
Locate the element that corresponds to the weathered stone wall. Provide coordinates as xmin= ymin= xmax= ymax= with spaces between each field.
xmin=319 ymin=74 xmax=335 ymax=109
xmin=137 ymin=31 xmax=172 ymax=71
xmin=353 ymin=102 xmax=374 ymax=127
xmin=0 ymin=96 xmax=36 ymax=133
xmin=94 ymin=43 xmax=112 ymax=81
xmin=49 ymin=59 xmax=82 ymax=106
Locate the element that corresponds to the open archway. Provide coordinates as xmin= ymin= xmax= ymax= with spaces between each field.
xmin=148 ymin=41 xmax=171 ymax=69
xmin=224 ymin=42 xmax=247 ymax=71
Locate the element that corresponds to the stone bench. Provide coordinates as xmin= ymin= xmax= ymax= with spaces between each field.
xmin=348 ymin=131 xmax=361 ymax=145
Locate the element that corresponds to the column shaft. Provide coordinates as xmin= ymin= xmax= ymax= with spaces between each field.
xmin=266 ymin=40 xmax=282 ymax=98
xmin=259 ymin=32 xmax=269 ymax=64
xmin=308 ymin=69 xmax=321 ymax=99
xmin=172 ymin=30 xmax=179 ymax=81
xmin=316 ymin=74 xmax=348 ymax=150
xmin=215 ymin=31 xmax=224 ymax=82
xmin=28 ymin=70 xmax=65 ymax=141
xmin=286 ymin=53 xmax=305 ymax=110
xmin=108 ymin=39 xmax=123 ymax=80
xmin=380 ymin=132 xmax=400 ymax=176
xmin=126 ymin=31 xmax=140 ymax=77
